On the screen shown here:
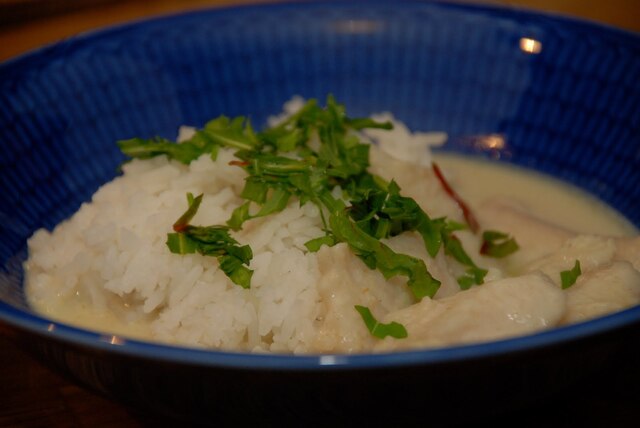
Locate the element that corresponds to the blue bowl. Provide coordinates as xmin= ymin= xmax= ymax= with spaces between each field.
xmin=1 ymin=1 xmax=639 ymax=423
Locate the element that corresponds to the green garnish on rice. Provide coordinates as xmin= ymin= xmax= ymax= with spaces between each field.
xmin=118 ymin=96 xmax=497 ymax=338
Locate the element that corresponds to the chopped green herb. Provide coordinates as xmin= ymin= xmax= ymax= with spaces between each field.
xmin=457 ymin=274 xmax=476 ymax=290
xmin=457 ymin=268 xmax=488 ymax=289
xmin=330 ymin=209 xmax=441 ymax=300
xmin=119 ymin=96 xmax=511 ymax=338
xmin=442 ymin=226 xmax=488 ymax=288
xmin=166 ymin=194 xmax=253 ymax=289
xmin=173 ymin=193 xmax=203 ymax=232
xmin=354 ymin=305 xmax=408 ymax=339
xmin=117 ymin=137 xmax=206 ymax=165
xmin=304 ymin=235 xmax=337 ymax=252
xmin=166 ymin=232 xmax=198 ymax=254
xmin=480 ymin=230 xmax=519 ymax=258
xmin=560 ymin=260 xmax=582 ymax=289
xmin=117 ymin=115 xmax=259 ymax=165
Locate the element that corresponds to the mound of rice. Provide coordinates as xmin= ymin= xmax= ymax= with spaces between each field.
xmin=24 ymin=100 xmax=459 ymax=353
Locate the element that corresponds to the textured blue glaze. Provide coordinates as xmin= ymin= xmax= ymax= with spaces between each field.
xmin=0 ymin=0 xmax=639 ymax=374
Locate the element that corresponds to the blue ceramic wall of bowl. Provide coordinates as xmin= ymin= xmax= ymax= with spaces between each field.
xmin=0 ymin=1 xmax=638 ymax=423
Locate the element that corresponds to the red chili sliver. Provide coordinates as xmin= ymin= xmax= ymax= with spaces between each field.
xmin=229 ymin=160 xmax=250 ymax=167
xmin=173 ymin=223 xmax=189 ymax=233
xmin=432 ymin=162 xmax=480 ymax=233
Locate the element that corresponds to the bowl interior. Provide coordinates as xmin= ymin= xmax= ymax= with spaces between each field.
xmin=0 ymin=0 xmax=639 ymax=366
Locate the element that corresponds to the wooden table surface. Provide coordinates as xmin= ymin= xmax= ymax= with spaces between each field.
xmin=1 ymin=1 xmax=639 ymax=426
xmin=0 ymin=0 xmax=638 ymax=62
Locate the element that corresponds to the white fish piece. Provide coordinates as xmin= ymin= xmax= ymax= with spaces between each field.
xmin=615 ymin=236 xmax=640 ymax=270
xmin=374 ymin=273 xmax=565 ymax=351
xmin=311 ymin=243 xmax=415 ymax=354
xmin=525 ymin=235 xmax=617 ymax=287
xmin=476 ymin=197 xmax=575 ymax=272
xmin=561 ymin=261 xmax=640 ymax=324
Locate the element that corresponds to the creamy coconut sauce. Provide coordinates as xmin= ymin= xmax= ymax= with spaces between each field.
xmin=34 ymin=299 xmax=153 ymax=340
xmin=434 ymin=153 xmax=637 ymax=237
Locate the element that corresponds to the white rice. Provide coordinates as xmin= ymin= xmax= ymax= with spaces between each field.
xmin=24 ymin=103 xmax=449 ymax=354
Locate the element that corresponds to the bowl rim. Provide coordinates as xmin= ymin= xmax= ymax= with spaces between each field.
xmin=1 ymin=0 xmax=639 ymax=371
xmin=2 ymin=300 xmax=639 ymax=370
